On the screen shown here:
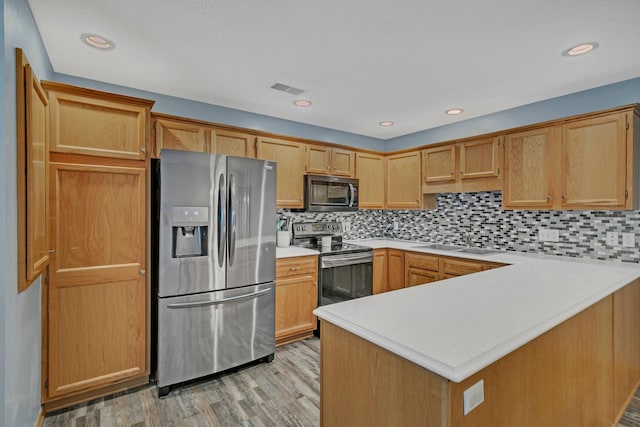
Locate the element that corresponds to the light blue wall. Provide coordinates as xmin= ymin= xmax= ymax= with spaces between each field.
xmin=3 ymin=0 xmax=54 ymax=426
xmin=387 ymin=77 xmax=640 ymax=150
xmin=53 ymin=73 xmax=387 ymax=152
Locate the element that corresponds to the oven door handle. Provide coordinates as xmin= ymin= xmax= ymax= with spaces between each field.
xmin=321 ymin=252 xmax=373 ymax=268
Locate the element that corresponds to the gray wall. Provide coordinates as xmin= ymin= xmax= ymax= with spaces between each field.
xmin=3 ymin=0 xmax=54 ymax=425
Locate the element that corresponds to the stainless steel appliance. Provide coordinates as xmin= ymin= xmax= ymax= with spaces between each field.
xmin=304 ymin=175 xmax=359 ymax=212
xmin=154 ymin=149 xmax=276 ymax=396
xmin=292 ymin=222 xmax=372 ymax=307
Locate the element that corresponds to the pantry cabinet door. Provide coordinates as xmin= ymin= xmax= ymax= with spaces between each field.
xmin=47 ymin=161 xmax=147 ymax=399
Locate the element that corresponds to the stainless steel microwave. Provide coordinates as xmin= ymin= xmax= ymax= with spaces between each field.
xmin=304 ymin=175 xmax=359 ymax=212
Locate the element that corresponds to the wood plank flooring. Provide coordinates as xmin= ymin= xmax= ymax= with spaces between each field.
xmin=44 ymin=336 xmax=640 ymax=426
xmin=44 ymin=338 xmax=320 ymax=427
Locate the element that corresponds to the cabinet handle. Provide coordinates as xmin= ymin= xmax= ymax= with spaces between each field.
xmin=546 ymin=195 xmax=551 ymax=201
xmin=290 ymin=266 xmax=299 ymax=271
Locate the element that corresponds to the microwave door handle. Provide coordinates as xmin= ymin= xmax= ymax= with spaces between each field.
xmin=348 ymin=183 xmax=355 ymax=207
xmin=217 ymin=173 xmax=226 ymax=268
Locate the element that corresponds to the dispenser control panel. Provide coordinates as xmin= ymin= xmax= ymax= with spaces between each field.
xmin=172 ymin=206 xmax=209 ymax=226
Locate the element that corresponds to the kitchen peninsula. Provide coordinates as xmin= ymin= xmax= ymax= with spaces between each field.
xmin=314 ymin=243 xmax=640 ymax=426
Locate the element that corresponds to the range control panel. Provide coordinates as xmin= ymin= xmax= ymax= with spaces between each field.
xmin=292 ymin=221 xmax=342 ymax=237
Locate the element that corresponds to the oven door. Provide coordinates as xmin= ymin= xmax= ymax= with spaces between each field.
xmin=319 ymin=252 xmax=373 ymax=306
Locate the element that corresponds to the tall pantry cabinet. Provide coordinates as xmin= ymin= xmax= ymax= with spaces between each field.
xmin=42 ymin=81 xmax=154 ymax=410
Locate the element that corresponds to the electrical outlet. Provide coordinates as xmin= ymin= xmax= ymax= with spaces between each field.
xmin=463 ymin=379 xmax=484 ymax=415
xmin=344 ymin=221 xmax=351 ymax=231
xmin=393 ymin=221 xmax=399 ymax=231
xmin=622 ymin=232 xmax=635 ymax=248
xmin=606 ymin=231 xmax=619 ymax=246
xmin=538 ymin=228 xmax=559 ymax=242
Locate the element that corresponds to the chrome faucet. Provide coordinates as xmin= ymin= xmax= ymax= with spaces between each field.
xmin=463 ymin=231 xmax=471 ymax=247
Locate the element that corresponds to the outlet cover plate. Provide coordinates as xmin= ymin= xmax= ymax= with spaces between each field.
xmin=622 ymin=232 xmax=635 ymax=248
xmin=463 ymin=379 xmax=484 ymax=415
xmin=606 ymin=231 xmax=619 ymax=246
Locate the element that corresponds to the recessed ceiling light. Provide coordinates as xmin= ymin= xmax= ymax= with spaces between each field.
xmin=446 ymin=109 xmax=463 ymax=115
xmin=563 ymin=42 xmax=598 ymax=57
xmin=82 ymin=33 xmax=114 ymax=50
xmin=293 ymin=100 xmax=312 ymax=107
xmin=379 ymin=121 xmax=394 ymax=127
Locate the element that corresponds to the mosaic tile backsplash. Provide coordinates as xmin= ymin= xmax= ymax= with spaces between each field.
xmin=278 ymin=191 xmax=640 ymax=263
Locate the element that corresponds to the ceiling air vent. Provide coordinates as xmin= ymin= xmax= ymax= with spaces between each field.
xmin=270 ymin=83 xmax=305 ymax=96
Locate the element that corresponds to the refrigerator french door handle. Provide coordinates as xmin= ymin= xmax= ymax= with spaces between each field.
xmin=218 ymin=173 xmax=227 ymax=268
xmin=166 ymin=288 xmax=271 ymax=309
xmin=228 ymin=173 xmax=237 ymax=267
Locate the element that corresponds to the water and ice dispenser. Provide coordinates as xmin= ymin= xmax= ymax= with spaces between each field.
xmin=171 ymin=206 xmax=209 ymax=258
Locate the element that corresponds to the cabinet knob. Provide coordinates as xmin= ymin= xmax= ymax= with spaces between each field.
xmin=546 ymin=195 xmax=551 ymax=201
xmin=290 ymin=266 xmax=299 ymax=271
xmin=333 ymin=166 xmax=337 ymax=170
xmin=460 ymin=171 xmax=464 ymax=175
xmin=48 ymin=249 xmax=56 ymax=254
xmin=327 ymin=166 xmax=330 ymax=170
xmin=450 ymin=171 xmax=454 ymax=175
xmin=139 ymin=269 xmax=146 ymax=275
xmin=561 ymin=195 xmax=567 ymax=200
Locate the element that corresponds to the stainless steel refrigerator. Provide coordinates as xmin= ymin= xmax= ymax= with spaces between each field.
xmin=155 ymin=149 xmax=276 ymax=396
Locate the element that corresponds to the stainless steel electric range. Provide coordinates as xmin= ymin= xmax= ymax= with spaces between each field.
xmin=292 ymin=221 xmax=373 ymax=307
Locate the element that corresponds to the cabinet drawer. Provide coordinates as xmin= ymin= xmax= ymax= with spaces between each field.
xmin=405 ymin=252 xmax=439 ymax=271
xmin=406 ymin=267 xmax=439 ymax=287
xmin=276 ymin=256 xmax=318 ymax=278
xmin=440 ymin=258 xmax=484 ymax=276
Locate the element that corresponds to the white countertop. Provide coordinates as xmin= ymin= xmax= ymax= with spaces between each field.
xmin=276 ymin=245 xmax=319 ymax=259
xmin=314 ymin=238 xmax=640 ymax=383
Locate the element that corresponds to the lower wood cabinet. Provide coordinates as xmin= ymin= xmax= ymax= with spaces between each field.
xmin=373 ymin=249 xmax=388 ymax=294
xmin=45 ymin=155 xmax=148 ymax=410
xmin=387 ymin=249 xmax=406 ymax=291
xmin=405 ymin=252 xmax=439 ymax=287
xmin=438 ymin=257 xmax=484 ymax=280
xmin=275 ymin=256 xmax=318 ymax=346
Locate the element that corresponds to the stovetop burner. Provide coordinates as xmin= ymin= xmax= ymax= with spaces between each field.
xmin=291 ymin=221 xmax=371 ymax=255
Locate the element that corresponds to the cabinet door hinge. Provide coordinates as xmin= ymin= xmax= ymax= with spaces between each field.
xmin=44 ymin=379 xmax=48 ymax=389
xmin=626 ymin=121 xmax=630 ymax=130
xmin=497 ymin=167 xmax=501 ymax=176
xmin=625 ymin=189 xmax=629 ymax=199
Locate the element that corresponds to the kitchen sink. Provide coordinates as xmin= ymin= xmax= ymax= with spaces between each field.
xmin=457 ymin=247 xmax=499 ymax=255
xmin=412 ymin=243 xmax=465 ymax=251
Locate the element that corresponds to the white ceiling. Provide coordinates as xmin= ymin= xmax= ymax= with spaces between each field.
xmin=27 ymin=0 xmax=640 ymax=140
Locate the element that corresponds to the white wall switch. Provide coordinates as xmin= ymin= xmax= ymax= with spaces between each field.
xmin=606 ymin=231 xmax=619 ymax=246
xmin=463 ymin=379 xmax=484 ymax=415
xmin=622 ymin=232 xmax=635 ymax=248
xmin=393 ymin=221 xmax=399 ymax=231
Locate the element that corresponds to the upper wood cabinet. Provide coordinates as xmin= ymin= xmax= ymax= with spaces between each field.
xmin=213 ymin=129 xmax=255 ymax=158
xmin=256 ymin=137 xmax=306 ymax=208
xmin=423 ymin=137 xmax=503 ymax=194
xmin=504 ymin=108 xmax=639 ymax=210
xmin=503 ymin=127 xmax=558 ymax=209
xmin=154 ymin=117 xmax=211 ymax=155
xmin=386 ymin=151 xmax=422 ymax=209
xmin=356 ymin=152 xmax=385 ymax=209
xmin=562 ymin=112 xmax=630 ymax=209
xmin=16 ymin=49 xmax=50 ymax=291
xmin=307 ymin=144 xmax=355 ymax=177
xmin=44 ymin=81 xmax=154 ymax=160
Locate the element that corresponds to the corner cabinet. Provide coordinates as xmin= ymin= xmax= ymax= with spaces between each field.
xmin=154 ymin=117 xmax=211 ymax=154
xmin=45 ymin=82 xmax=152 ymax=160
xmin=386 ymin=151 xmax=422 ymax=209
xmin=504 ymin=108 xmax=640 ymax=210
xmin=356 ymin=152 xmax=385 ymax=209
xmin=275 ymin=256 xmax=318 ymax=346
xmin=256 ymin=137 xmax=306 ymax=208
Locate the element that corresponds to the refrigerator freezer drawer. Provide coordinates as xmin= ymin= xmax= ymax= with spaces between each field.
xmin=157 ymin=282 xmax=275 ymax=389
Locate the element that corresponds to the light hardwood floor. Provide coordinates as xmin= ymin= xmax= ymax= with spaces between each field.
xmin=44 ymin=336 xmax=640 ymax=426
